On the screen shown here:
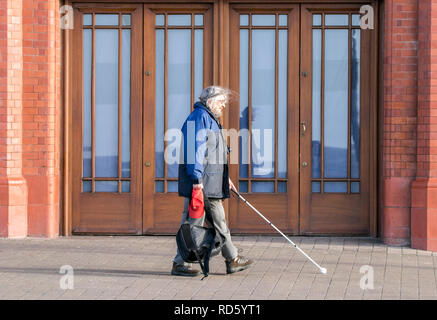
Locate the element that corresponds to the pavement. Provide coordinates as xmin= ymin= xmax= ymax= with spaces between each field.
xmin=0 ymin=235 xmax=436 ymax=300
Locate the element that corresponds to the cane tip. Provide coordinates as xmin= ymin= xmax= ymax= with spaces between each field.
xmin=320 ymin=268 xmax=327 ymax=274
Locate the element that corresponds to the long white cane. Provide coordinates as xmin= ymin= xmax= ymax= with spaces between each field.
xmin=231 ymin=188 xmax=327 ymax=274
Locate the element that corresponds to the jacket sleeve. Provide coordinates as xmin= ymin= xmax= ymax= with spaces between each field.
xmin=185 ymin=111 xmax=209 ymax=184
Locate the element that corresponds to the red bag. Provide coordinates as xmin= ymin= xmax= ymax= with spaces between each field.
xmin=189 ymin=188 xmax=205 ymax=219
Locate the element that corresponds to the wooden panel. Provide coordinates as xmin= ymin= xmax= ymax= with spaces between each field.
xmin=309 ymin=194 xmax=368 ymax=233
xmin=232 ymin=194 xmax=290 ymax=233
xmin=153 ymin=194 xmax=185 ymax=230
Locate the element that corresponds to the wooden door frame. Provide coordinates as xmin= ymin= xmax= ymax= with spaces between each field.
xmin=61 ymin=0 xmax=381 ymax=237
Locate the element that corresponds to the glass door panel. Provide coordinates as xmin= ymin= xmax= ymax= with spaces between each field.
xmin=311 ymin=15 xmax=362 ymax=193
xmin=81 ymin=13 xmax=132 ymax=193
xmin=238 ymin=13 xmax=289 ymax=193
xmin=154 ymin=13 xmax=205 ymax=193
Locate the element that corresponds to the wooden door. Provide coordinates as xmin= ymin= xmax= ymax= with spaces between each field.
xmin=72 ymin=4 xmax=143 ymax=234
xmin=228 ymin=4 xmax=300 ymax=234
xmin=142 ymin=4 xmax=214 ymax=233
xmin=299 ymin=3 xmax=377 ymax=234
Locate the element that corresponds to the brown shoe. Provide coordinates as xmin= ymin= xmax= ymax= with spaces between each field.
xmin=225 ymin=255 xmax=253 ymax=274
xmin=171 ymin=262 xmax=201 ymax=277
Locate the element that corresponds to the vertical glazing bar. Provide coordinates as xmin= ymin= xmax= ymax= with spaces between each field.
xmin=347 ymin=15 xmax=352 ymax=194
xmin=118 ymin=24 xmax=122 ymax=193
xmin=274 ymin=14 xmax=278 ymax=193
xmin=164 ymin=14 xmax=168 ymax=193
xmin=191 ymin=13 xmax=194 ymax=111
xmin=320 ymin=14 xmax=325 ymax=193
xmin=91 ymin=13 xmax=96 ymax=192
xmin=248 ymin=14 xmax=252 ymax=192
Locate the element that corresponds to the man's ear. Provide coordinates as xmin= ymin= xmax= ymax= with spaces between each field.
xmin=206 ymin=98 xmax=212 ymax=108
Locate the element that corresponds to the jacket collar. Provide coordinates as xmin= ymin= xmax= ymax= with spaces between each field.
xmin=194 ymin=101 xmax=222 ymax=128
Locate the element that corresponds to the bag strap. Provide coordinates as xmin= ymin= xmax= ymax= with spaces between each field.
xmin=181 ymin=224 xmax=195 ymax=250
xmin=193 ymin=250 xmax=208 ymax=280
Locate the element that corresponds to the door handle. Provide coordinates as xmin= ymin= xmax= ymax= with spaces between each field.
xmin=145 ymin=161 xmax=151 ymax=167
xmin=301 ymin=121 xmax=307 ymax=135
xmin=302 ymin=161 xmax=308 ymax=167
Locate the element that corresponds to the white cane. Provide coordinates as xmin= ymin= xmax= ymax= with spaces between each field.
xmin=231 ymin=188 xmax=327 ymax=274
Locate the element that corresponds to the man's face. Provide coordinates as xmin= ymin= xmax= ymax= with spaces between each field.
xmin=209 ymin=95 xmax=227 ymax=117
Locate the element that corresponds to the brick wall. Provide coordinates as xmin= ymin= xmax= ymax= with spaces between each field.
xmin=0 ymin=0 xmax=28 ymax=237
xmin=411 ymin=0 xmax=437 ymax=251
xmin=0 ymin=0 xmax=60 ymax=238
xmin=382 ymin=0 xmax=419 ymax=245
xmin=21 ymin=0 xmax=61 ymax=237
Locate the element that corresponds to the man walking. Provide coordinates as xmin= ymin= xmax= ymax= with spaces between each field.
xmin=171 ymin=86 xmax=254 ymax=277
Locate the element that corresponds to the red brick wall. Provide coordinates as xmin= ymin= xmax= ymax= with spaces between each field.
xmin=382 ymin=0 xmax=418 ymax=245
xmin=383 ymin=0 xmax=437 ymax=251
xmin=0 ymin=0 xmax=60 ymax=238
xmin=410 ymin=0 xmax=437 ymax=251
xmin=21 ymin=0 xmax=61 ymax=237
xmin=0 ymin=0 xmax=28 ymax=237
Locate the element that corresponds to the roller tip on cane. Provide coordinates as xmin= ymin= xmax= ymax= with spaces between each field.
xmin=320 ymin=268 xmax=327 ymax=274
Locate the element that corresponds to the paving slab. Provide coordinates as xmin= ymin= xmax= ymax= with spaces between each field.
xmin=0 ymin=236 xmax=436 ymax=300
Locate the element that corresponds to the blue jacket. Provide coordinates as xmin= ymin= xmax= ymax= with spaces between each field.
xmin=178 ymin=102 xmax=230 ymax=199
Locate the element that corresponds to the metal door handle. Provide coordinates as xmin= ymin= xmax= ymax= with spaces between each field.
xmin=302 ymin=161 xmax=308 ymax=167
xmin=301 ymin=121 xmax=307 ymax=135
xmin=145 ymin=161 xmax=151 ymax=167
